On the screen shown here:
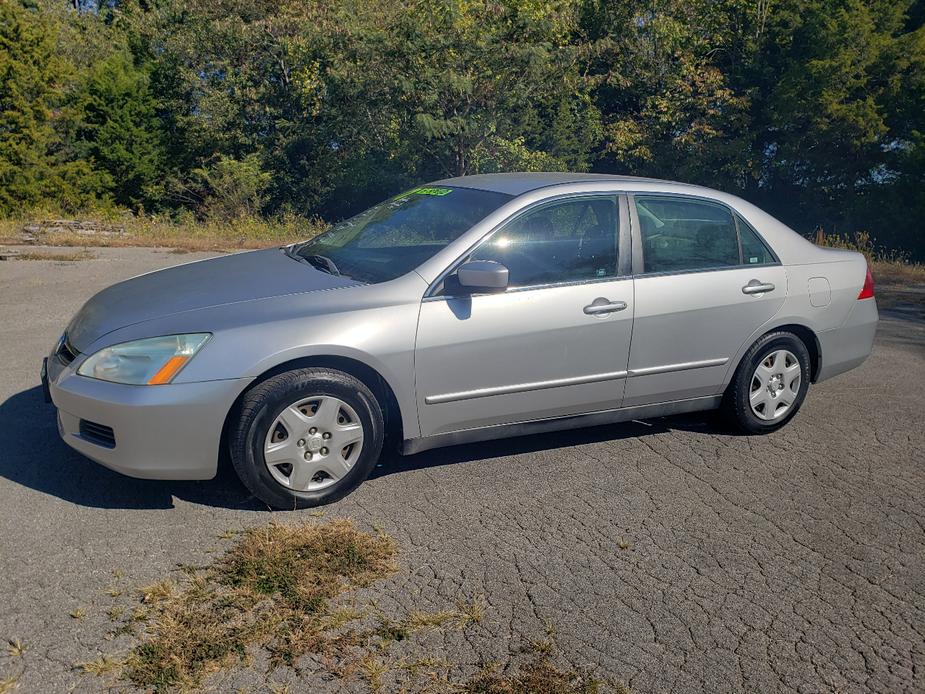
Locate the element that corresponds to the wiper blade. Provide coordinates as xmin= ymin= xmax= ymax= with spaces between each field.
xmin=304 ymin=254 xmax=341 ymax=276
xmin=282 ymin=246 xmax=341 ymax=276
xmin=282 ymin=244 xmax=304 ymax=261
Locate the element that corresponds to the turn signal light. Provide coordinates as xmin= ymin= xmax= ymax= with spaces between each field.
xmin=857 ymin=267 xmax=875 ymax=300
xmin=147 ymin=355 xmax=190 ymax=385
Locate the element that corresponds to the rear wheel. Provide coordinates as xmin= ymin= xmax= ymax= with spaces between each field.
xmin=723 ymin=332 xmax=811 ymax=434
xmin=229 ymin=368 xmax=384 ymax=509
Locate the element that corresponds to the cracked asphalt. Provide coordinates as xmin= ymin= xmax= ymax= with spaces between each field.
xmin=1 ymin=247 xmax=923 ymax=693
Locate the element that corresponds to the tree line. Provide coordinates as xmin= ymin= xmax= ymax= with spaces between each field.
xmin=2 ymin=0 xmax=923 ymax=257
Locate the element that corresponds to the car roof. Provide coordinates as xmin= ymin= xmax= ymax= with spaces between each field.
xmin=433 ymin=172 xmax=697 ymax=197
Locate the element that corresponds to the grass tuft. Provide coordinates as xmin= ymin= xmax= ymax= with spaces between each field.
xmin=361 ymin=654 xmax=390 ymax=690
xmin=139 ymin=580 xmax=179 ymax=605
xmin=6 ymin=640 xmax=25 ymax=658
xmin=78 ymin=655 xmax=122 ymax=677
xmin=70 ymin=607 xmax=86 ymax=620
xmin=121 ymin=520 xmax=396 ymax=692
xmin=217 ymin=520 xmax=396 ymax=611
xmin=0 ymin=674 xmax=18 ymax=694
xmin=463 ymin=656 xmax=604 ymax=694
xmin=459 ymin=598 xmax=487 ymax=625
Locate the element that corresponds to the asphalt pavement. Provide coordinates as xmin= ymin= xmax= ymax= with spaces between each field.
xmin=0 ymin=247 xmax=923 ymax=693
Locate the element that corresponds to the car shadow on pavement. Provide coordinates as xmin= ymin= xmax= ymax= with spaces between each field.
xmin=1 ymin=384 xmax=723 ymax=509
xmin=370 ymin=412 xmax=721 ymax=480
xmin=0 ymin=385 xmax=265 ymax=511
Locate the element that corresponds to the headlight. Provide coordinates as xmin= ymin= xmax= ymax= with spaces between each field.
xmin=77 ymin=334 xmax=210 ymax=385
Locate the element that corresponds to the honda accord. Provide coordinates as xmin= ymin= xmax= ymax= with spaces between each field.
xmin=43 ymin=174 xmax=878 ymax=508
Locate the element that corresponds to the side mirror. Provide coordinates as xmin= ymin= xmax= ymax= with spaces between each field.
xmin=454 ymin=260 xmax=509 ymax=293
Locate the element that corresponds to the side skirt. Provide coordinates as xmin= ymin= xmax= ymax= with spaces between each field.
xmin=401 ymin=395 xmax=722 ymax=455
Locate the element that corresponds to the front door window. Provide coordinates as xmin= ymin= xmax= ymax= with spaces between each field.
xmin=469 ymin=197 xmax=619 ymax=287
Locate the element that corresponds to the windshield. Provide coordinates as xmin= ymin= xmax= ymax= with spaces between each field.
xmin=291 ymin=186 xmax=512 ymax=283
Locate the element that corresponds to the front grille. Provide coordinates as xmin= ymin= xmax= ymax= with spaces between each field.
xmin=79 ymin=419 xmax=116 ymax=449
xmin=57 ymin=335 xmax=79 ymax=366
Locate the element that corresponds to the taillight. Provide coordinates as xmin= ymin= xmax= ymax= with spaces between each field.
xmin=857 ymin=267 xmax=875 ymax=300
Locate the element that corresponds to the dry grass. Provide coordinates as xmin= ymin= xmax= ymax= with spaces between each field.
xmin=78 ymin=655 xmax=122 ymax=677
xmin=69 ymin=607 xmax=86 ymax=620
xmin=816 ymin=231 xmax=925 ymax=285
xmin=462 ymin=657 xmax=605 ymax=694
xmin=871 ymin=259 xmax=925 ymax=285
xmin=459 ymin=597 xmax=487 ymax=625
xmin=0 ymin=212 xmax=323 ymax=252
xmin=78 ymin=520 xmax=623 ymax=693
xmin=815 ymin=231 xmax=925 ymax=314
xmin=120 ymin=520 xmax=396 ymax=692
xmin=5 ymin=640 xmax=25 ymax=658
xmin=218 ymin=520 xmax=396 ymax=613
xmin=0 ymin=674 xmax=18 ymax=694
xmin=139 ymin=580 xmax=179 ymax=605
xmin=10 ymin=249 xmax=96 ymax=261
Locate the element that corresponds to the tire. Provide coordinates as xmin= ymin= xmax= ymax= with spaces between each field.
xmin=722 ymin=331 xmax=811 ymax=434
xmin=229 ymin=368 xmax=384 ymax=509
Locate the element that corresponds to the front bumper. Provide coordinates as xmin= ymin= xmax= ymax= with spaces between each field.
xmin=46 ymin=352 xmax=251 ymax=480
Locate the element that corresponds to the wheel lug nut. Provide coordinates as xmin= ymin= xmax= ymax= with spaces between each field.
xmin=297 ymin=439 xmax=305 ymax=447
xmin=322 ymin=432 xmax=331 ymax=439
xmin=309 ymin=427 xmax=317 ymax=435
xmin=303 ymin=452 xmax=311 ymax=460
xmin=320 ymin=447 xmax=328 ymax=455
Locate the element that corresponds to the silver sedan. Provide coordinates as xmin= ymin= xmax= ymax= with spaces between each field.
xmin=43 ymin=174 xmax=878 ymax=508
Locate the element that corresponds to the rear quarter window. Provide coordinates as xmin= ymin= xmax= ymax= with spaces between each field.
xmin=737 ymin=215 xmax=777 ymax=265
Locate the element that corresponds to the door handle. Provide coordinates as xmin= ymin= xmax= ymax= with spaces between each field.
xmin=742 ymin=280 xmax=775 ymax=295
xmin=583 ymin=298 xmax=628 ymax=315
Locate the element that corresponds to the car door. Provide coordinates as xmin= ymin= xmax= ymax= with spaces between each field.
xmin=624 ymin=194 xmax=787 ymax=407
xmin=415 ymin=194 xmax=635 ymax=437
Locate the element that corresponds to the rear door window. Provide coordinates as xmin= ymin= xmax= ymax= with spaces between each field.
xmin=635 ymin=196 xmax=739 ymax=274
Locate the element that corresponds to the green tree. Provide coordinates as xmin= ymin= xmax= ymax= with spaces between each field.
xmin=122 ymin=0 xmax=601 ymax=217
xmin=580 ymin=0 xmax=751 ymax=187
xmin=70 ymin=52 xmax=166 ymax=208
xmin=191 ymin=154 xmax=272 ymax=221
xmin=0 ymin=1 xmax=111 ymax=214
xmin=370 ymin=0 xmax=600 ymax=177
xmin=2 ymin=0 xmax=924 ymax=258
xmin=1 ymin=2 xmax=60 ymax=212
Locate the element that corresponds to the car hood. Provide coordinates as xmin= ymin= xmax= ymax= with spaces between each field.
xmin=66 ymin=248 xmax=361 ymax=352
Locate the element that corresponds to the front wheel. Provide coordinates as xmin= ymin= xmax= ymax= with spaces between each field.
xmin=723 ymin=332 xmax=811 ymax=434
xmin=229 ymin=368 xmax=384 ymax=509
